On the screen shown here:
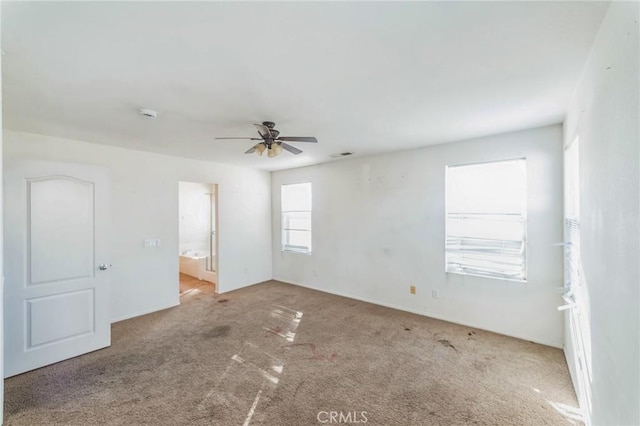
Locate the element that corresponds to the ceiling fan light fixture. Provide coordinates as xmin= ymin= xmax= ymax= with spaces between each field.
xmin=215 ymin=121 xmax=317 ymax=158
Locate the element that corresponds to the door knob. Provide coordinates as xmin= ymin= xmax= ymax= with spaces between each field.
xmin=99 ymin=264 xmax=111 ymax=271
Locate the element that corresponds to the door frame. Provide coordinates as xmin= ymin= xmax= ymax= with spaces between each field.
xmin=177 ymin=181 xmax=219 ymax=291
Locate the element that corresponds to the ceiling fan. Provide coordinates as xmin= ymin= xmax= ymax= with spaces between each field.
xmin=216 ymin=121 xmax=318 ymax=157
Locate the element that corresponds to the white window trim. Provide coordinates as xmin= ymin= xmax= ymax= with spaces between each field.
xmin=445 ymin=158 xmax=528 ymax=283
xmin=281 ymin=182 xmax=312 ymax=255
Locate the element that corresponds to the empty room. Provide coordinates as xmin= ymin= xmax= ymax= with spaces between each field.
xmin=0 ymin=1 xmax=638 ymax=425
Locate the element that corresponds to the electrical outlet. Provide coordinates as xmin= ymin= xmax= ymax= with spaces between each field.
xmin=432 ymin=289 xmax=439 ymax=299
xmin=410 ymin=285 xmax=416 ymax=294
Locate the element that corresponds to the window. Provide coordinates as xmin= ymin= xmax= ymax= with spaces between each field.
xmin=281 ymin=182 xmax=312 ymax=254
xmin=445 ymin=159 xmax=527 ymax=281
xmin=564 ymin=137 xmax=592 ymax=415
xmin=565 ymin=139 xmax=581 ymax=297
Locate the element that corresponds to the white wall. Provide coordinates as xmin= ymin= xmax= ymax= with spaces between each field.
xmin=0 ymin=3 xmax=5 ymax=421
xmin=3 ymin=130 xmax=272 ymax=322
xmin=272 ymin=124 xmax=564 ymax=347
xmin=564 ymin=2 xmax=639 ymax=425
xmin=179 ymin=181 xmax=214 ymax=254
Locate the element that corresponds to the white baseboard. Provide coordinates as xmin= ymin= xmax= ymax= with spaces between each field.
xmin=274 ymin=277 xmax=562 ymax=349
xmin=111 ymin=301 xmax=179 ymax=324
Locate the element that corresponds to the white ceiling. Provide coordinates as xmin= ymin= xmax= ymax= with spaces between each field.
xmin=2 ymin=1 xmax=608 ymax=171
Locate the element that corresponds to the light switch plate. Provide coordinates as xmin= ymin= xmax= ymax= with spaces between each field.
xmin=144 ymin=239 xmax=161 ymax=248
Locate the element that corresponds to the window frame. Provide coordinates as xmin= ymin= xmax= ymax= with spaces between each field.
xmin=445 ymin=158 xmax=528 ymax=282
xmin=281 ymin=182 xmax=312 ymax=255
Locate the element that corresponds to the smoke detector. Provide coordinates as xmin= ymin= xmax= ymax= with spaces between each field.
xmin=139 ymin=108 xmax=158 ymax=119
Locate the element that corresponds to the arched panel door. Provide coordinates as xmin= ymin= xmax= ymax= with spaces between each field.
xmin=4 ymin=161 xmax=111 ymax=377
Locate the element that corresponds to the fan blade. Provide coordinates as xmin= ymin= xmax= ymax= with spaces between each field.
xmin=278 ymin=136 xmax=318 ymax=143
xmin=253 ymin=123 xmax=272 ymax=138
xmin=244 ymin=145 xmax=257 ymax=154
xmin=280 ymin=142 xmax=303 ymax=155
xmin=215 ymin=137 xmax=262 ymax=140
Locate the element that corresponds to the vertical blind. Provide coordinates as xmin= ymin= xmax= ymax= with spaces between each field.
xmin=445 ymin=159 xmax=527 ymax=281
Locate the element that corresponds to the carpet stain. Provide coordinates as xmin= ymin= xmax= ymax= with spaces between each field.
xmin=293 ymin=380 xmax=305 ymax=399
xmin=265 ymin=325 xmax=283 ymax=337
xmin=286 ymin=343 xmax=338 ymax=362
xmin=472 ymin=355 xmax=497 ymax=373
xmin=203 ymin=325 xmax=231 ymax=338
xmin=473 ymin=360 xmax=488 ymax=372
xmin=438 ymin=339 xmax=458 ymax=351
xmin=217 ymin=298 xmax=229 ymax=303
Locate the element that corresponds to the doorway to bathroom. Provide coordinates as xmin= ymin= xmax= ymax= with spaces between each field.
xmin=178 ymin=181 xmax=218 ymax=296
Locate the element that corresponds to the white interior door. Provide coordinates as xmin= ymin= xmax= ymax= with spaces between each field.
xmin=4 ymin=161 xmax=111 ymax=377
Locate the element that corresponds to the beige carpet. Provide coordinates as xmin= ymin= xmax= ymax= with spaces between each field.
xmin=4 ymin=280 xmax=580 ymax=425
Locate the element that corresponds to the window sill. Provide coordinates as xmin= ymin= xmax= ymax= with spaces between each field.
xmin=282 ymin=248 xmax=312 ymax=256
xmin=446 ymin=270 xmax=527 ymax=283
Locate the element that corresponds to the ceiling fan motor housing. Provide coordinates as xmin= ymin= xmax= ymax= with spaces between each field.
xmin=261 ymin=122 xmax=279 ymax=139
